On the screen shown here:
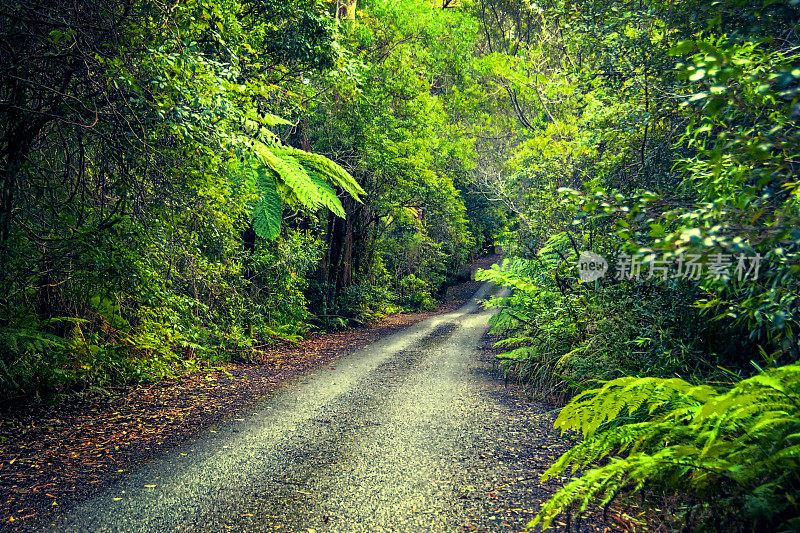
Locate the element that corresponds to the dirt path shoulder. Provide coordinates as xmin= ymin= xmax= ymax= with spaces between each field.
xmin=0 ymin=259 xmax=498 ymax=529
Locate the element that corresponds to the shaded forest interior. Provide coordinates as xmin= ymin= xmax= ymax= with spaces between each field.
xmin=1 ymin=0 xmax=800 ymax=530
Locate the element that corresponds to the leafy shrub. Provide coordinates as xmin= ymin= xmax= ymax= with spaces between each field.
xmin=338 ymin=282 xmax=401 ymax=324
xmin=531 ymin=365 xmax=800 ymax=532
xmin=477 ymin=246 xmax=722 ymax=401
xmin=397 ymin=274 xmax=436 ymax=311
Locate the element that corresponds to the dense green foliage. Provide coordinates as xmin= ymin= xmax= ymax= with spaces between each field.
xmin=0 ymin=0 xmax=499 ymax=401
xmin=533 ymin=367 xmax=800 ymax=530
xmin=4 ymin=0 xmax=798 ymax=528
xmin=300 ymin=0 xmax=484 ymax=322
xmin=472 ymin=0 xmax=800 ymax=528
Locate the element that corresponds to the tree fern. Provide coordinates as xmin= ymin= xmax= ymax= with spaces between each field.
xmin=272 ymin=146 xmax=366 ymax=200
xmin=531 ymin=365 xmax=800 ymax=531
xmin=229 ymin=127 xmax=364 ymax=240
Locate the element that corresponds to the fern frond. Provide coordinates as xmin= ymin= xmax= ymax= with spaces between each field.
xmin=272 ymin=146 xmax=365 ymax=200
xmin=495 ymin=346 xmax=532 ymax=361
xmin=244 ymin=108 xmax=293 ymax=127
xmin=534 ymin=364 xmax=800 ymax=530
xmin=493 ymin=336 xmax=536 ymax=349
xmin=0 ymin=326 xmax=64 ymax=355
xmin=476 ymin=260 xmax=537 ymax=293
xmin=554 ymin=376 xmax=716 ymax=439
xmin=253 ymin=144 xmax=316 ymax=207
xmin=537 ymin=232 xmax=575 ymax=269
xmin=309 ymin=172 xmax=346 ymax=218
xmin=251 ymin=179 xmax=282 ymax=240
xmin=488 ymin=308 xmax=530 ymax=333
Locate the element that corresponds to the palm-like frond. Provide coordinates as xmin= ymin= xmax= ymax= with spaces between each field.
xmin=229 ymin=124 xmax=364 ymax=240
xmin=531 ymin=365 xmax=800 ymax=530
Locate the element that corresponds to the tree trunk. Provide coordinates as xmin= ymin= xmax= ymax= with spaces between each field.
xmin=318 ymin=195 xmax=368 ymax=315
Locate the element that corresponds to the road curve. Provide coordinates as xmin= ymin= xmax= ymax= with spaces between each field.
xmin=51 ymin=282 xmax=564 ymax=532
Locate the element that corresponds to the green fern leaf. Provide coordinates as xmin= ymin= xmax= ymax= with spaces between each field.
xmin=254 ymin=143 xmax=319 ymax=209
xmin=246 ymin=109 xmax=293 ymax=127
xmin=494 ymin=336 xmax=535 ymax=349
xmin=535 ymin=364 xmax=800 ymax=530
xmin=495 ymin=347 xmax=532 ymax=361
xmin=309 ymin=172 xmax=346 ymax=218
xmin=252 ymin=180 xmax=282 ymax=240
xmin=272 ymin=146 xmax=365 ymax=199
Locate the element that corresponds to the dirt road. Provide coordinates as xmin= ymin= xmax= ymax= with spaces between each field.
xmin=49 ymin=283 xmax=581 ymax=532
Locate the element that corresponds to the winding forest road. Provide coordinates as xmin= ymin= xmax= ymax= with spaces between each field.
xmin=50 ymin=283 xmax=578 ymax=532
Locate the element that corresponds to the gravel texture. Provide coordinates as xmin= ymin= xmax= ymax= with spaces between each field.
xmin=37 ymin=282 xmax=610 ymax=532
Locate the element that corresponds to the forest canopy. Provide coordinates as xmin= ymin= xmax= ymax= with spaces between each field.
xmin=0 ymin=0 xmax=501 ymax=398
xmin=470 ymin=0 xmax=800 ymax=529
xmin=1 ymin=0 xmax=799 ymax=529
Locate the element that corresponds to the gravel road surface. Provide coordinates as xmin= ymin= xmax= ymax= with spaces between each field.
xmin=49 ymin=282 xmax=579 ymax=532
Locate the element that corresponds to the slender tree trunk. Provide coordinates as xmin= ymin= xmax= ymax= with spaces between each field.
xmin=318 ymin=196 xmax=366 ymax=314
